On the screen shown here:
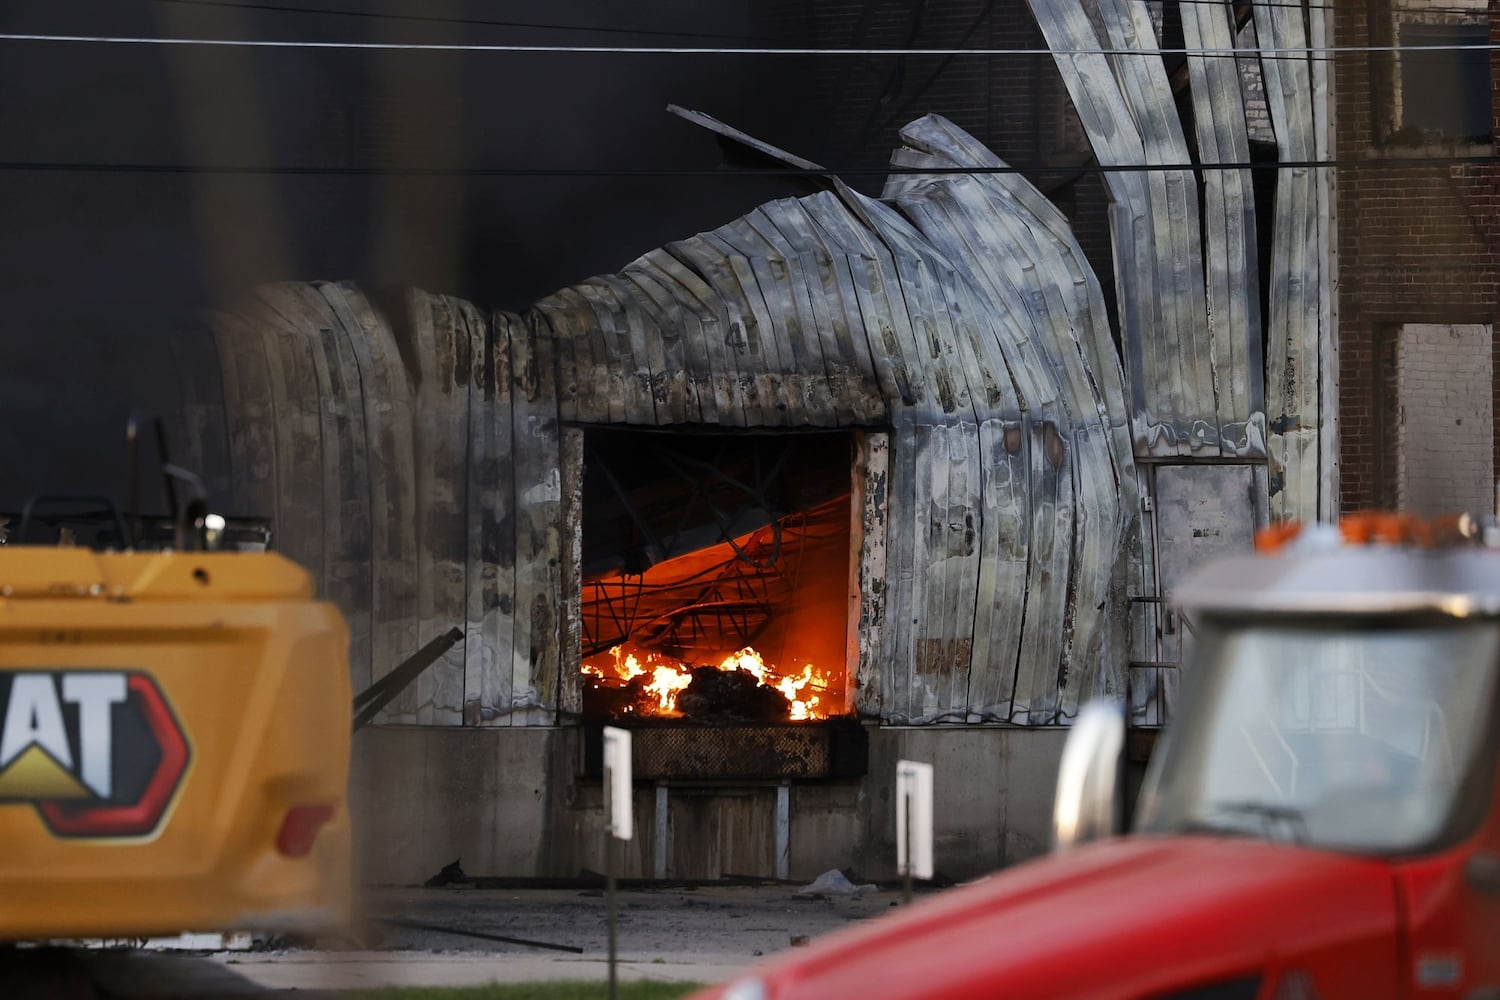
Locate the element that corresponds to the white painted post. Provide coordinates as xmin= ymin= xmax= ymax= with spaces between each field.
xmin=602 ymin=726 xmax=633 ymax=1000
xmin=896 ymin=759 xmax=934 ymax=903
xmin=603 ymin=726 xmax=633 ymax=841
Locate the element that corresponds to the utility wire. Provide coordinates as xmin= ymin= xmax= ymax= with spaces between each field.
xmin=1 ymin=155 xmax=1494 ymax=177
xmin=149 ymin=0 xmax=1496 ymax=20
xmin=150 ymin=0 xmax=782 ymax=42
xmin=0 ymin=30 xmax=1496 ymax=56
xmin=1183 ymin=0 xmax=1484 ymax=13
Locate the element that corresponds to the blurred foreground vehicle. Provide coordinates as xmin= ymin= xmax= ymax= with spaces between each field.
xmin=702 ymin=513 xmax=1500 ymax=999
xmin=0 ymin=419 xmax=350 ymax=941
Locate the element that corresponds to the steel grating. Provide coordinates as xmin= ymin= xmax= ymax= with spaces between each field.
xmin=635 ymin=725 xmax=829 ymax=780
xmin=583 ymin=721 xmax=868 ymax=781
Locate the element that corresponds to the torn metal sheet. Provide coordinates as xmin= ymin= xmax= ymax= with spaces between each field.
xmin=1027 ymin=0 xmax=1269 ymax=459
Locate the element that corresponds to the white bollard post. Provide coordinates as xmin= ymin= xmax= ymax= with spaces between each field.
xmin=602 ymin=727 xmax=633 ymax=1000
xmin=895 ymin=759 xmax=933 ymax=904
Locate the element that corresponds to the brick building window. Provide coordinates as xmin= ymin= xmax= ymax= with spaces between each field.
xmin=1398 ymin=23 xmax=1492 ymax=141
xmin=1382 ymin=2 xmax=1493 ymax=146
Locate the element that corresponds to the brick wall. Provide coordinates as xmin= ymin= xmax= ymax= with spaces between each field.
xmin=1335 ymin=0 xmax=1500 ymax=511
xmin=1239 ymin=19 xmax=1274 ymax=144
xmin=1396 ymin=324 xmax=1496 ymax=514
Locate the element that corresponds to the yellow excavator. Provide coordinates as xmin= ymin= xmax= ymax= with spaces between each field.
xmin=0 ymin=418 xmax=351 ymax=941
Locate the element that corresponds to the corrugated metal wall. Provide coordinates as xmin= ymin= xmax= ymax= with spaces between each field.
xmin=210 ymin=116 xmax=1138 ymax=726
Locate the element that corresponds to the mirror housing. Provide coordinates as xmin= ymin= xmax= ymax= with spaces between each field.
xmin=1052 ymin=699 xmax=1125 ymax=852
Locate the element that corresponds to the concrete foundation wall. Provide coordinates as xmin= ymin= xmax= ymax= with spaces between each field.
xmin=350 ymin=725 xmax=1067 ymax=887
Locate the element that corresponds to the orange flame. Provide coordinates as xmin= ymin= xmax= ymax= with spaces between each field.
xmin=582 ymin=642 xmax=835 ymax=719
xmin=645 ymin=664 xmax=694 ymax=711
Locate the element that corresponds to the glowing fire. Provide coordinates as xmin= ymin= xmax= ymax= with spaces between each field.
xmin=582 ymin=642 xmax=833 ymax=720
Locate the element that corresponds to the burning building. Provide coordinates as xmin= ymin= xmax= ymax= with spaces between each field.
xmin=191 ymin=0 xmax=1335 ymax=884
xmin=205 ymin=112 xmax=1138 ymax=879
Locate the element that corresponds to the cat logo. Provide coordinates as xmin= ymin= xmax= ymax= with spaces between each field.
xmin=0 ymin=671 xmax=189 ymax=838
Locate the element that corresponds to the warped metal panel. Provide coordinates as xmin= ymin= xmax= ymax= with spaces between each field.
xmin=463 ymin=303 xmax=518 ymax=725
xmin=1310 ymin=0 xmax=1339 ymax=518
xmin=1255 ymin=1 xmax=1325 ymax=524
xmin=1023 ymin=0 xmax=1342 ymax=726
xmin=966 ymin=417 xmax=1031 ymax=718
xmin=1011 ymin=422 xmax=1073 ymax=724
xmin=1093 ymin=0 xmax=1218 ymax=454
xmin=241 ymin=291 xmax=325 ymax=594
xmin=509 ymin=311 xmax=563 ymax=726
xmin=1027 ymin=0 xmax=1268 ymax=459
xmin=410 ymin=292 xmax=473 ymax=725
xmin=558 ymin=425 xmax=585 ymax=722
xmin=318 ymin=282 xmax=421 ymax=723
xmin=454 ymin=299 xmax=513 ymax=725
xmin=1181 ymin=0 xmax=1266 ymax=457
xmin=882 ymin=115 xmax=1136 ymax=721
xmin=834 ymin=195 xmax=1006 ymax=722
xmin=266 ymin=282 xmax=375 ymax=700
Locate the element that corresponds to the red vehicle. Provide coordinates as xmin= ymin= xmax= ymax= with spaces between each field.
xmin=696 ymin=516 xmax=1500 ymax=999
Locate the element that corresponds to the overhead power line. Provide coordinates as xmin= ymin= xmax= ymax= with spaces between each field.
xmin=1 ymin=154 xmax=1495 ymax=178
xmin=150 ymin=0 xmax=782 ymax=42
xmin=0 ymin=30 xmax=1496 ymax=56
xmin=150 ymin=0 xmax=1495 ymax=21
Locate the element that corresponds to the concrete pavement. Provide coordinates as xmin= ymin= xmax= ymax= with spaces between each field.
xmin=205 ymin=949 xmax=747 ymax=991
xmin=17 ymin=883 xmax=923 ymax=995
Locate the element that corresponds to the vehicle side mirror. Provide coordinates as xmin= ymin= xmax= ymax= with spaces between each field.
xmin=1052 ymin=700 xmax=1125 ymax=852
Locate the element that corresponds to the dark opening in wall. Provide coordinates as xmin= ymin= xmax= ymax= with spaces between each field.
xmin=579 ymin=428 xmax=854 ymax=724
xmin=1396 ymin=22 xmax=1493 ymax=142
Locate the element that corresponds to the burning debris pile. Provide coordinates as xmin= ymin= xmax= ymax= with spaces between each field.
xmin=676 ymin=668 xmax=790 ymax=722
xmin=582 ymin=643 xmax=833 ymax=723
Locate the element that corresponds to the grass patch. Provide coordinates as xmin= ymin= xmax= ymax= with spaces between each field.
xmin=348 ymin=982 xmax=705 ymax=1000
